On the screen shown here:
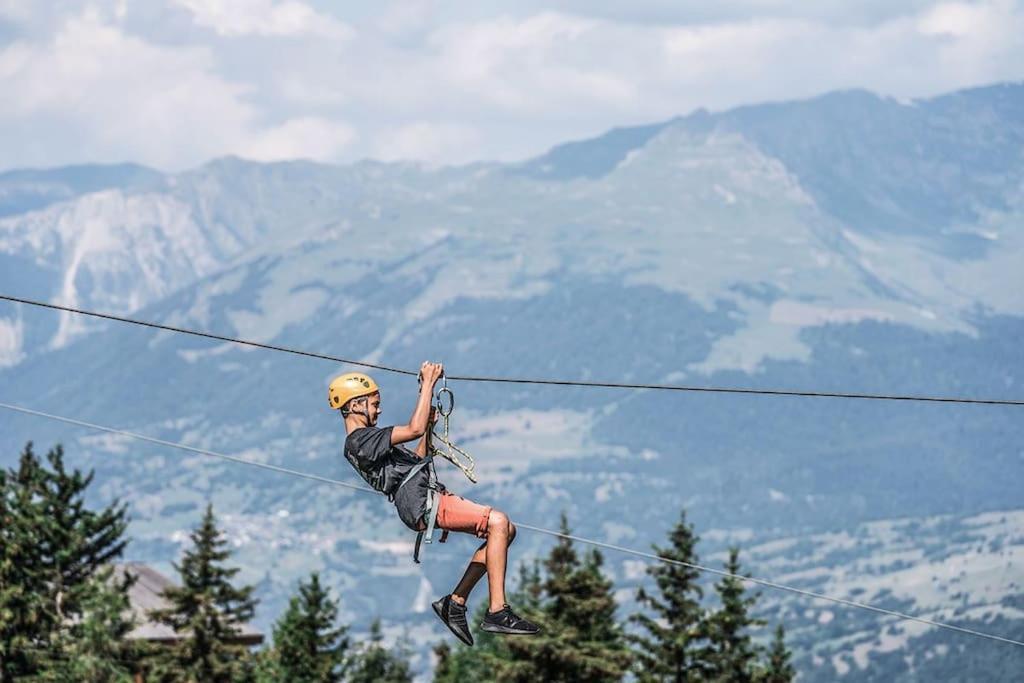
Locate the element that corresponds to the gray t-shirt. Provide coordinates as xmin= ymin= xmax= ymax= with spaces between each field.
xmin=344 ymin=426 xmax=431 ymax=531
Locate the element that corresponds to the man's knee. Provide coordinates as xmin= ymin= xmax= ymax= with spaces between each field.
xmin=508 ymin=521 xmax=517 ymax=544
xmin=487 ymin=510 xmax=510 ymax=535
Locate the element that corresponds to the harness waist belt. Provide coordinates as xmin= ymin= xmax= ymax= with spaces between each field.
xmin=413 ymin=456 xmax=447 ymax=563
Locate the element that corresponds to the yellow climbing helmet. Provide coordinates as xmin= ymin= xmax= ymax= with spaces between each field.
xmin=328 ymin=372 xmax=380 ymax=411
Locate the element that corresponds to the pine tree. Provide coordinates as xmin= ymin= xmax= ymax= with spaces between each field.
xmin=756 ymin=624 xmax=795 ymax=683
xmin=705 ymin=548 xmax=764 ymax=683
xmin=37 ymin=445 xmax=130 ymax=627
xmin=346 ymin=619 xmax=412 ymax=683
xmin=517 ymin=559 xmax=544 ymax=612
xmin=497 ymin=514 xmax=631 ymax=682
xmin=270 ymin=572 xmax=349 ymax=682
xmin=36 ymin=568 xmax=143 ymax=682
xmin=0 ymin=446 xmax=47 ymax=680
xmin=1 ymin=443 xmax=132 ymax=681
xmin=150 ymin=504 xmax=258 ymax=683
xmin=630 ymin=509 xmax=708 ymax=682
xmin=570 ymin=547 xmax=632 ymax=680
xmin=252 ymin=649 xmax=280 ymax=683
xmin=432 ymin=642 xmax=452 ymax=681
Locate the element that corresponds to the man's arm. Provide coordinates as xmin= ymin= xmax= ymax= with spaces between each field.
xmin=390 ymin=361 xmax=443 ymax=446
xmin=414 ymin=408 xmax=437 ymax=458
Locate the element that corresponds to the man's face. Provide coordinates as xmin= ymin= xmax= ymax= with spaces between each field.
xmin=363 ymin=392 xmax=382 ymax=425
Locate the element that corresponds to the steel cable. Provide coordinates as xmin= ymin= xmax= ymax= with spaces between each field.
xmin=2 ymin=294 xmax=1021 ymax=406
xmin=2 ymin=400 xmax=1022 ymax=649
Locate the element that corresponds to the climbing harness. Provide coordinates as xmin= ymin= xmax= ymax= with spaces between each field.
xmin=412 ymin=456 xmax=447 ymax=564
xmin=429 ymin=376 xmax=477 ymax=483
xmin=412 ymin=372 xmax=477 ymax=563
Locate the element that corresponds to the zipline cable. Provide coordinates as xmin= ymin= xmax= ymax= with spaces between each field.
xmin=512 ymin=522 xmax=1024 ymax=648
xmin=0 ymin=402 xmax=373 ymax=494
xmin=0 ymin=293 xmax=415 ymax=377
xmin=2 ymin=293 xmax=1022 ymax=407
xmin=2 ymin=400 xmax=1023 ymax=649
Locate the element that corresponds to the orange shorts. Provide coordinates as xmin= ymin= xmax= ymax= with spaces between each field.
xmin=435 ymin=491 xmax=492 ymax=538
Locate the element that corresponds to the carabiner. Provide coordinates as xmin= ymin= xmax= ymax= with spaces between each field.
xmin=436 ymin=386 xmax=455 ymax=418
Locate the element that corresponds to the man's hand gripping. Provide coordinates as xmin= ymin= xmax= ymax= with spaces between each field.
xmin=391 ymin=361 xmax=444 ymax=447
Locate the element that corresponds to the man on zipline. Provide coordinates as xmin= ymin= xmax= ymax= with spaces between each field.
xmin=329 ymin=362 xmax=539 ymax=646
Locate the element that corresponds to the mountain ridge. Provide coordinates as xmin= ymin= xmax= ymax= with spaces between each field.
xmin=1 ymin=80 xmax=1022 ymax=681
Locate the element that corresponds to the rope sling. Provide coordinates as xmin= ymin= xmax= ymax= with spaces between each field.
xmin=430 ymin=378 xmax=477 ymax=483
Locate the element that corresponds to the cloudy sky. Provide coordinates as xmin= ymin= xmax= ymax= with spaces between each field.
xmin=1 ymin=0 xmax=1022 ymax=171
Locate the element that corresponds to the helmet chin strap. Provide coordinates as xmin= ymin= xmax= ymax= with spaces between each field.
xmin=347 ymin=396 xmax=373 ymax=425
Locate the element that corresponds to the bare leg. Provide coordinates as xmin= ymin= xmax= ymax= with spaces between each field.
xmin=450 ymin=522 xmax=517 ymax=606
xmin=484 ymin=510 xmax=514 ymax=612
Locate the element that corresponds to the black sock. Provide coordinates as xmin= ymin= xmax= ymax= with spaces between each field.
xmin=452 ymin=561 xmax=486 ymax=603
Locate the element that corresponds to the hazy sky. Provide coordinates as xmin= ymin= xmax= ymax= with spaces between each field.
xmin=1 ymin=0 xmax=1022 ymax=171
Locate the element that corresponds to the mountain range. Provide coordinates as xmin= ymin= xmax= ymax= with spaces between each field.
xmin=1 ymin=82 xmax=1022 ymax=680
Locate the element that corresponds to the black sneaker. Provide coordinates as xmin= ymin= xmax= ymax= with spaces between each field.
xmin=480 ymin=604 xmax=540 ymax=635
xmin=432 ymin=595 xmax=474 ymax=646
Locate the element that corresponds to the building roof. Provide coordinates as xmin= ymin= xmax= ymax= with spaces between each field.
xmin=113 ymin=562 xmax=264 ymax=646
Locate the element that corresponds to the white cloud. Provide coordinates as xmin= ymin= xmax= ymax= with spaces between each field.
xmin=493 ymin=1 xmax=943 ymax=27
xmin=918 ymin=2 xmax=997 ymax=37
xmin=1 ymin=1 xmax=1023 ymax=169
xmin=910 ymin=1 xmax=1022 ymax=82
xmin=242 ymin=116 xmax=356 ymax=162
xmin=373 ymin=0 xmax=436 ymax=38
xmin=0 ymin=315 xmax=25 ymax=368
xmin=0 ymin=0 xmax=31 ymax=23
xmin=388 ymin=3 xmax=1023 ymax=160
xmin=0 ymin=7 xmax=354 ymax=169
xmin=0 ymin=8 xmax=255 ymax=168
xmin=173 ymin=0 xmax=353 ymax=39
xmin=663 ymin=19 xmax=812 ymax=63
xmin=428 ymin=12 xmax=637 ymax=112
xmin=373 ymin=122 xmax=481 ymax=164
